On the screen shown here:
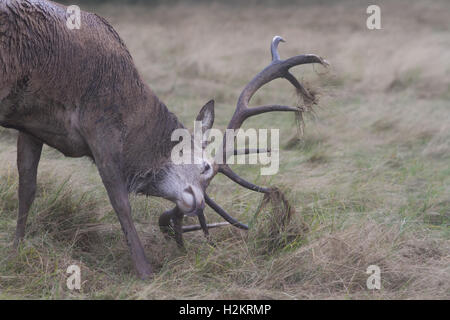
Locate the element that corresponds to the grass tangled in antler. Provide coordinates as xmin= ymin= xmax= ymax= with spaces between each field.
xmin=295 ymin=83 xmax=320 ymax=140
xmin=250 ymin=188 xmax=308 ymax=255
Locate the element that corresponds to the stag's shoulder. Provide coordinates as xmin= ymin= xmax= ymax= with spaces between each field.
xmin=92 ymin=13 xmax=129 ymax=49
xmin=1 ymin=0 xmax=65 ymax=37
xmin=2 ymin=0 xmax=59 ymax=18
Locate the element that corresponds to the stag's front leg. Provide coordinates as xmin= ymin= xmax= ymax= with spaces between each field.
xmin=94 ymin=156 xmax=152 ymax=279
xmin=14 ymin=132 xmax=43 ymax=247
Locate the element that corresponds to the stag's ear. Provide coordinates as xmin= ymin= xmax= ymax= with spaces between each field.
xmin=196 ymin=99 xmax=215 ymax=133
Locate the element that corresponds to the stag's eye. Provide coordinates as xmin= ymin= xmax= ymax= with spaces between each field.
xmin=201 ymin=163 xmax=211 ymax=175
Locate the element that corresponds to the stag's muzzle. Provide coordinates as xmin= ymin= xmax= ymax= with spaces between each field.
xmin=177 ymin=185 xmax=205 ymax=216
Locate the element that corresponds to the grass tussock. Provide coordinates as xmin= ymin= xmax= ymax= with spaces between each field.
xmin=248 ymin=188 xmax=307 ymax=255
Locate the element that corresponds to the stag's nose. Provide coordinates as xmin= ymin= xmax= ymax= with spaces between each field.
xmin=179 ymin=185 xmax=205 ymax=216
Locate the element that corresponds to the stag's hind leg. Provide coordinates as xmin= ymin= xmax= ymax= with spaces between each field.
xmin=13 ymin=132 xmax=43 ymax=247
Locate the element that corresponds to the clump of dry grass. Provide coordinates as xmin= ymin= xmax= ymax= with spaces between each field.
xmin=248 ymin=187 xmax=307 ymax=255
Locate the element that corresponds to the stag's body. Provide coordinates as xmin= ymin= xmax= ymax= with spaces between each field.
xmin=0 ymin=0 xmax=180 ymax=173
xmin=1 ymin=0 xmax=327 ymax=279
xmin=1 ymin=0 xmax=187 ymax=278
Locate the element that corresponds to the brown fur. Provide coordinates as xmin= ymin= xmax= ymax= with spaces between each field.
xmin=0 ymin=0 xmax=182 ymax=182
xmin=0 ymin=0 xmax=205 ymax=278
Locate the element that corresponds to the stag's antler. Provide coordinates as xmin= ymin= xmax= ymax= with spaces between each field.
xmin=205 ymin=36 xmax=328 ymax=222
xmin=160 ymin=36 xmax=328 ymax=243
xmin=215 ymin=35 xmax=328 ymax=187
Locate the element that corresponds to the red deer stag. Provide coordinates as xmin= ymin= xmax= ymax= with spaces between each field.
xmin=0 ymin=0 xmax=328 ymax=279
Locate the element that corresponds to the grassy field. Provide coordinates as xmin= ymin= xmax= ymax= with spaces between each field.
xmin=0 ymin=0 xmax=449 ymax=299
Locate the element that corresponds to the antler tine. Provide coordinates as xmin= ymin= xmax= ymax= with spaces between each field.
xmin=219 ymin=165 xmax=271 ymax=193
xmin=182 ymin=222 xmax=230 ymax=233
xmin=232 ymin=148 xmax=270 ymax=157
xmin=160 ymin=197 xmax=249 ymax=234
xmin=159 ymin=207 xmax=233 ymax=241
xmin=205 ymin=194 xmax=249 ymax=230
xmin=284 ymin=71 xmax=315 ymax=101
xmin=271 ymin=35 xmax=285 ymax=61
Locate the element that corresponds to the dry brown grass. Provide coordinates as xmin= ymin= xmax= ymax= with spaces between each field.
xmin=0 ymin=0 xmax=449 ymax=299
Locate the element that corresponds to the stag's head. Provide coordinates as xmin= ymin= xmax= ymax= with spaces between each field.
xmin=157 ymin=100 xmax=216 ymax=216
xmin=159 ymin=36 xmax=328 ymax=234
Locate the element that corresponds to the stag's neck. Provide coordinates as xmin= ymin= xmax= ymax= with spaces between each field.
xmin=121 ymin=87 xmax=184 ymax=193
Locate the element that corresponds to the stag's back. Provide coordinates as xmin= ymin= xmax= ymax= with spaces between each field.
xmin=0 ymin=0 xmax=153 ymax=118
xmin=0 ymin=0 xmax=176 ymax=161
